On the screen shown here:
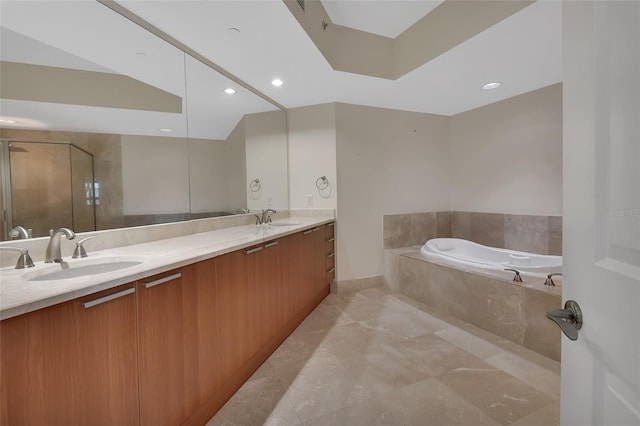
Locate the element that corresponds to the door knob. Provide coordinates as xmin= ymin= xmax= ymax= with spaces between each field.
xmin=546 ymin=300 xmax=583 ymax=341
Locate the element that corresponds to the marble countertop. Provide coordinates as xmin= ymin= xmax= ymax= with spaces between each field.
xmin=0 ymin=217 xmax=334 ymax=320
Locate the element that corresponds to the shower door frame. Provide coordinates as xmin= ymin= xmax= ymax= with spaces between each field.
xmin=0 ymin=139 xmax=97 ymax=240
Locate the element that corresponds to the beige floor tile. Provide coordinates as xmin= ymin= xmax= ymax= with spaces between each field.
xmin=510 ymin=401 xmax=560 ymax=426
xmin=392 ymin=333 xmax=491 ymax=377
xmin=437 ymin=367 xmax=556 ymax=425
xmin=302 ymin=397 xmax=404 ymax=426
xmin=207 ymin=289 xmax=560 ymax=426
xmin=485 ymin=352 xmax=561 ymax=399
xmin=206 ymin=367 xmax=301 ymax=426
xmin=283 ymin=361 xmax=374 ymax=422
xmin=435 ymin=326 xmax=505 ymax=359
xmin=385 ymin=378 xmax=502 ymax=426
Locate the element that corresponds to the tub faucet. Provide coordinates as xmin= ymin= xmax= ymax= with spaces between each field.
xmin=504 ymin=268 xmax=523 ymax=283
xmin=45 ymin=228 xmax=76 ymax=263
xmin=545 ymin=273 xmax=562 ymax=286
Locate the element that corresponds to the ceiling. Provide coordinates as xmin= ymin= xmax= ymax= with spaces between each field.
xmin=322 ymin=0 xmax=445 ymax=38
xmin=0 ymin=0 xmax=562 ymax=138
xmin=117 ymin=0 xmax=563 ymax=116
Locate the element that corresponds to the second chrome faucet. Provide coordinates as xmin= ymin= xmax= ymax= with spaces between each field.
xmin=45 ymin=228 xmax=76 ymax=263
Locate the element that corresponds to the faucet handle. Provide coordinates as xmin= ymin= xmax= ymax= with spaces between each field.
xmin=504 ymin=268 xmax=523 ymax=283
xmin=72 ymin=236 xmax=97 ymax=258
xmin=0 ymin=246 xmax=35 ymax=269
xmin=545 ymin=273 xmax=563 ymax=286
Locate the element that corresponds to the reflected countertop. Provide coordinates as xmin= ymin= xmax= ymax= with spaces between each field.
xmin=0 ymin=217 xmax=334 ymax=320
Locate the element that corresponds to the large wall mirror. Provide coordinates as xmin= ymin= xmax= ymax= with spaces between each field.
xmin=0 ymin=1 xmax=287 ymax=241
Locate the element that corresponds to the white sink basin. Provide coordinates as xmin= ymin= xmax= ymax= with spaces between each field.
xmin=268 ymin=222 xmax=302 ymax=227
xmin=27 ymin=257 xmax=144 ymax=281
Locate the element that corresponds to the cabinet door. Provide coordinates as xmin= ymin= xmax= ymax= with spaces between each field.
xmin=0 ymin=284 xmax=138 ymax=425
xmin=137 ymin=261 xmax=218 ymax=426
xmin=280 ymin=231 xmax=305 ymax=321
xmin=216 ymin=240 xmax=284 ymax=385
xmin=216 ymin=248 xmax=252 ymax=384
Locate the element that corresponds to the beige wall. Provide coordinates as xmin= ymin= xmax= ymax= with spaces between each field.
xmin=335 ymin=103 xmax=450 ymax=281
xmin=188 ymin=138 xmax=231 ymax=214
xmin=121 ymin=135 xmax=190 ymax=215
xmin=286 ymin=85 xmax=562 ymax=282
xmin=287 ymin=104 xmax=337 ymax=210
xmin=223 ymin=119 xmax=247 ymax=213
xmin=244 ymin=110 xmax=288 ymax=211
xmin=449 ymin=83 xmax=563 ymax=216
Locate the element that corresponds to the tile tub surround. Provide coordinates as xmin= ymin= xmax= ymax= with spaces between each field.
xmin=383 ymin=211 xmax=562 ymax=255
xmin=451 ymin=211 xmax=563 ymax=256
xmin=206 ymin=287 xmax=560 ymax=426
xmin=0 ymin=216 xmax=334 ymax=320
xmin=382 ymin=211 xmax=452 ymax=249
xmin=386 ymin=249 xmax=562 ymax=362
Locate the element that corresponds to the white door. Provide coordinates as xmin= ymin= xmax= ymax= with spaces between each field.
xmin=562 ymin=1 xmax=640 ymax=425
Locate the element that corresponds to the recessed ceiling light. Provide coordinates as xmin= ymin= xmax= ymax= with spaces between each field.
xmin=271 ymin=79 xmax=284 ymax=87
xmin=159 ymin=128 xmax=172 ymax=133
xmin=135 ymin=52 xmax=147 ymax=57
xmin=0 ymin=119 xmax=17 ymax=124
xmin=482 ymin=82 xmax=502 ymax=90
xmin=224 ymin=88 xmax=236 ymax=95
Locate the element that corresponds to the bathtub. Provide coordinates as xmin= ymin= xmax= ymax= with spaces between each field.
xmin=420 ymin=238 xmax=562 ymax=278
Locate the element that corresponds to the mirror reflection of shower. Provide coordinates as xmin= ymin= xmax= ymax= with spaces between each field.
xmin=0 ymin=140 xmax=96 ymax=240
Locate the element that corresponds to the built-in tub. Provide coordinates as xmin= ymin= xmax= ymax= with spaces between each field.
xmin=420 ymin=238 xmax=562 ymax=279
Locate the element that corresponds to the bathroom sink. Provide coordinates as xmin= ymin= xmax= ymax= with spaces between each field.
xmin=268 ymin=222 xmax=302 ymax=227
xmin=28 ymin=258 xmax=144 ymax=281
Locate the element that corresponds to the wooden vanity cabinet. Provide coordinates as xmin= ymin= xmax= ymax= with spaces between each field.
xmin=0 ymin=284 xmax=139 ymax=426
xmin=0 ymin=221 xmax=335 ymax=426
xmin=136 ymin=260 xmax=218 ymax=426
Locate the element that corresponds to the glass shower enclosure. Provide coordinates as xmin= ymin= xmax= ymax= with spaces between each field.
xmin=0 ymin=140 xmax=96 ymax=240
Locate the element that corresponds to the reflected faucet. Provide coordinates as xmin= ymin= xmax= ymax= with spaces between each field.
xmin=254 ymin=209 xmax=277 ymax=225
xmin=45 ymin=228 xmax=76 ymax=263
xmin=9 ymin=226 xmax=31 ymax=239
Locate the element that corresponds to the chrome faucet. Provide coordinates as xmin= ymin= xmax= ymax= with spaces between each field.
xmin=0 ymin=246 xmax=35 ymax=269
xmin=9 ymin=226 xmax=31 ymax=239
xmin=262 ymin=209 xmax=276 ymax=224
xmin=504 ymin=268 xmax=523 ymax=283
xmin=45 ymin=228 xmax=76 ymax=263
xmin=254 ymin=209 xmax=277 ymax=225
xmin=545 ymin=273 xmax=562 ymax=286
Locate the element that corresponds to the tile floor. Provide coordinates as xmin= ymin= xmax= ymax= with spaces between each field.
xmin=206 ymin=287 xmax=560 ymax=426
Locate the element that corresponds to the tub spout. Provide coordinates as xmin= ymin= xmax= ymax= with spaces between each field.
xmin=504 ymin=268 xmax=523 ymax=283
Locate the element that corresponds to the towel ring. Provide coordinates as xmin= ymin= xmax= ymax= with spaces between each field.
xmin=316 ymin=176 xmax=329 ymax=190
xmin=249 ymin=178 xmax=261 ymax=193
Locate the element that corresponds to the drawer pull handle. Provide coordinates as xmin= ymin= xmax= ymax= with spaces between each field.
xmin=143 ymin=273 xmax=182 ymax=289
xmin=327 ymin=237 xmax=335 ymax=242
xmin=312 ymin=227 xmax=321 ymax=232
xmin=303 ymin=230 xmax=313 ymax=235
xmin=83 ymin=287 xmax=135 ymax=309
xmin=328 ymin=252 xmax=335 ymax=258
xmin=327 ymin=267 xmax=335 ymax=274
xmin=265 ymin=241 xmax=279 ymax=248
xmin=245 ymin=246 xmax=264 ymax=255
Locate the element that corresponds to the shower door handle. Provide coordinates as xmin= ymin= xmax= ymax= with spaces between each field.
xmin=546 ymin=300 xmax=583 ymax=341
